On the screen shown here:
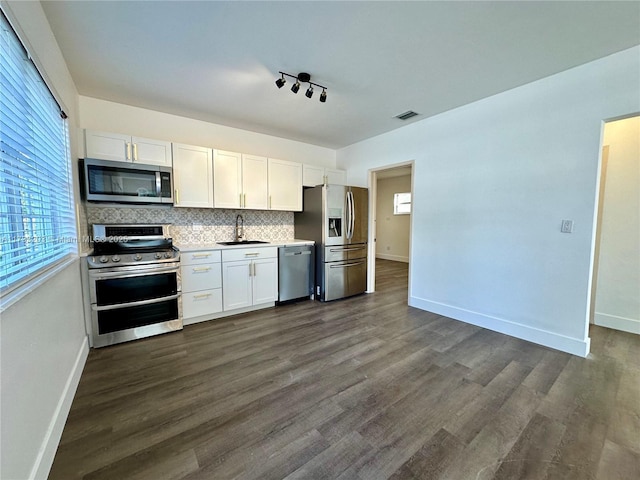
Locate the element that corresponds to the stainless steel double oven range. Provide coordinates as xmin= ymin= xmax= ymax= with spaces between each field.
xmin=85 ymin=224 xmax=182 ymax=348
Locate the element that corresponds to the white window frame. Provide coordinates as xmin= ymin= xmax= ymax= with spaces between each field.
xmin=393 ymin=192 xmax=411 ymax=215
xmin=0 ymin=9 xmax=77 ymax=301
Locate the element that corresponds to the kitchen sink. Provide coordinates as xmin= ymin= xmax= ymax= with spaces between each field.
xmin=218 ymin=240 xmax=270 ymax=246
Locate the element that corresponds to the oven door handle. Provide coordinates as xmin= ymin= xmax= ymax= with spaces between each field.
xmin=92 ymin=294 xmax=180 ymax=311
xmin=89 ymin=265 xmax=179 ymax=280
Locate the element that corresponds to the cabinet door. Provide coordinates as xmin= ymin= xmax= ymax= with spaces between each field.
xmin=172 ymin=143 xmax=213 ymax=208
xmin=252 ymin=257 xmax=278 ymax=304
xmin=132 ymin=136 xmax=172 ymax=166
xmin=268 ymin=158 xmax=302 ymax=211
xmin=242 ymin=154 xmax=268 ymax=210
xmin=222 ymin=260 xmax=253 ymax=310
xmin=303 ymin=164 xmax=325 ymax=187
xmin=85 ymin=130 xmax=131 ymax=162
xmin=325 ymin=168 xmax=346 ymax=186
xmin=181 ymin=262 xmax=222 ymax=293
xmin=182 ymin=289 xmax=222 ymax=319
xmin=213 ymin=150 xmax=242 ymax=208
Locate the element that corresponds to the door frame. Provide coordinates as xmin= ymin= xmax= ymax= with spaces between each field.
xmin=587 ymin=113 xmax=640 ymax=336
xmin=366 ymin=161 xmax=415 ymax=297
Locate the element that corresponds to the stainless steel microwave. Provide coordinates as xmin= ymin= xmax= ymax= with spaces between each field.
xmin=82 ymin=158 xmax=173 ymax=204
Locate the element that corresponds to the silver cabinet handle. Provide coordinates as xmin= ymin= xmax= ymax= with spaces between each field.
xmin=244 ymin=252 xmax=259 ymax=257
xmin=192 ymin=266 xmax=211 ymax=272
xmin=126 ymin=142 xmax=132 ymax=161
xmin=193 ymin=293 xmax=212 ymax=299
xmin=133 ymin=143 xmax=138 ymax=161
xmin=191 ymin=253 xmax=211 ymax=259
xmin=175 ymin=189 xmax=180 ymax=204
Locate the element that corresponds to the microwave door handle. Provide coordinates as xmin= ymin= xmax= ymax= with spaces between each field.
xmin=156 ymin=171 xmax=162 ymax=196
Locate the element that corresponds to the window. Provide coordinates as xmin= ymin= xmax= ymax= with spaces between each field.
xmin=0 ymin=11 xmax=76 ymax=291
xmin=394 ymin=192 xmax=411 ymax=215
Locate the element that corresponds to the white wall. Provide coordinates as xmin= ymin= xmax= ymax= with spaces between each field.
xmin=376 ymin=175 xmax=411 ymax=262
xmin=0 ymin=2 xmax=87 ymax=479
xmin=337 ymin=46 xmax=640 ymax=356
xmin=594 ymin=116 xmax=640 ymax=334
xmin=78 ymin=96 xmax=336 ymax=168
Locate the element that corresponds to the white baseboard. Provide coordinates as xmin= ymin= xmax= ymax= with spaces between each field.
xmin=409 ymin=296 xmax=590 ymax=357
xmin=31 ymin=336 xmax=89 ymax=480
xmin=375 ymin=253 xmax=409 ymax=263
xmin=594 ymin=312 xmax=640 ymax=335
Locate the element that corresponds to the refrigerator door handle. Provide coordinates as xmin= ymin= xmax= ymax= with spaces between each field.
xmin=329 ymin=261 xmax=365 ymax=268
xmin=329 ymin=247 xmax=366 ymax=252
xmin=346 ymin=190 xmax=353 ymax=239
xmin=349 ymin=191 xmax=355 ymax=240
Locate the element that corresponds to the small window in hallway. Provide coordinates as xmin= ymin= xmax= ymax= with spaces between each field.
xmin=393 ymin=192 xmax=411 ymax=215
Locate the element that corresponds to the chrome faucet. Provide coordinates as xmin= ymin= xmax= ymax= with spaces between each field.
xmin=235 ymin=214 xmax=245 ymax=242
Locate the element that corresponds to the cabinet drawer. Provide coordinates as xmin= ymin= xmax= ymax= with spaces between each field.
xmin=222 ymin=246 xmax=278 ymax=263
xmin=181 ymin=263 xmax=222 ymax=292
xmin=182 ymin=288 xmax=222 ymax=319
xmin=181 ymin=250 xmax=221 ymax=266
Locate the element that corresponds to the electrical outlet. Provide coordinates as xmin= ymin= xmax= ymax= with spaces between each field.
xmin=561 ymin=219 xmax=573 ymax=233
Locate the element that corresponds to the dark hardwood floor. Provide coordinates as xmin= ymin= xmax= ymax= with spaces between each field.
xmin=50 ymin=259 xmax=639 ymax=479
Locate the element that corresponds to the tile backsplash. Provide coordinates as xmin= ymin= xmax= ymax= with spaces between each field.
xmin=86 ymin=205 xmax=294 ymax=245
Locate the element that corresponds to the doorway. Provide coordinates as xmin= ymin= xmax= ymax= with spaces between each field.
xmin=367 ymin=162 xmax=414 ymax=298
xmin=590 ymin=115 xmax=639 ymax=335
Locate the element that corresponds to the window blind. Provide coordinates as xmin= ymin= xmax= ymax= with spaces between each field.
xmin=0 ymin=11 xmax=76 ymax=291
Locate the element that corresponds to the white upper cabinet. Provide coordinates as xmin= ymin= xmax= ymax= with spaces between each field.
xmin=213 ymin=150 xmax=242 ymax=209
xmin=172 ymin=143 xmax=213 ymax=208
xmin=241 ymin=154 xmax=268 ymax=210
xmin=325 ymin=168 xmax=346 ymax=185
xmin=268 ymin=158 xmax=302 ymax=211
xmin=84 ymin=129 xmax=172 ymax=166
xmin=302 ymin=164 xmax=346 ymax=187
xmin=302 ymin=164 xmax=325 ymax=187
xmin=131 ymin=136 xmax=172 ymax=166
xmin=213 ymin=151 xmax=268 ymax=210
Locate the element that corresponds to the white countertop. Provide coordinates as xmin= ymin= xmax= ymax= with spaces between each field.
xmin=176 ymin=239 xmax=314 ymax=252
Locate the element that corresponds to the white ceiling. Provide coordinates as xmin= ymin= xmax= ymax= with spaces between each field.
xmin=41 ymin=1 xmax=640 ymax=149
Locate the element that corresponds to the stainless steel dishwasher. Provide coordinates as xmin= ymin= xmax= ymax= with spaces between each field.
xmin=278 ymin=245 xmax=314 ymax=302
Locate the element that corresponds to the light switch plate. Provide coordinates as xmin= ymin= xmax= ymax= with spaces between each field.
xmin=561 ymin=219 xmax=573 ymax=233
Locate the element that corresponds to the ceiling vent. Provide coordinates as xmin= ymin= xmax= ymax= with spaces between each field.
xmin=394 ymin=110 xmax=420 ymax=121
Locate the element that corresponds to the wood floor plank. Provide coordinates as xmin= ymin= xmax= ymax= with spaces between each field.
xmin=49 ymin=259 xmax=640 ymax=480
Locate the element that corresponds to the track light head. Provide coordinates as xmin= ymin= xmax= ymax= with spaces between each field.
xmin=319 ymin=89 xmax=327 ymax=103
xmin=305 ymin=85 xmax=314 ymax=98
xmin=275 ymin=75 xmax=286 ymax=88
xmin=291 ymin=80 xmax=300 ymax=94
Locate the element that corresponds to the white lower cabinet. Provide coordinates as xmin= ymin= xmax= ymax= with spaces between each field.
xmin=181 ymin=250 xmax=222 ymax=323
xmin=222 ymin=247 xmax=278 ymax=311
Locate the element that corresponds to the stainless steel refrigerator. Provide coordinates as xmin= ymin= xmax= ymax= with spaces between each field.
xmin=294 ymin=184 xmax=368 ymax=301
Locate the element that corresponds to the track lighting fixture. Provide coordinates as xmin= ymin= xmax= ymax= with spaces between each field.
xmin=275 ymin=73 xmax=286 ymax=88
xmin=275 ymin=71 xmax=327 ymax=103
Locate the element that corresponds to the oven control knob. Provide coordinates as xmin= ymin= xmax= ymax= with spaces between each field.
xmin=111 ymin=255 xmax=121 ymax=263
xmin=154 ymin=252 xmax=162 ymax=259
xmin=134 ymin=254 xmax=143 ymax=261
xmin=163 ymin=252 xmax=173 ymax=259
xmin=99 ymin=255 xmax=109 ymax=263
